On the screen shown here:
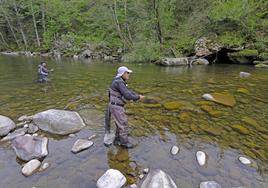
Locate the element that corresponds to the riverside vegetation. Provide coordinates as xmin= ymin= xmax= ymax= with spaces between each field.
xmin=0 ymin=0 xmax=267 ymax=63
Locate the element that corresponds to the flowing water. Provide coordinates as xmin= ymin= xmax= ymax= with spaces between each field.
xmin=0 ymin=55 xmax=267 ymax=188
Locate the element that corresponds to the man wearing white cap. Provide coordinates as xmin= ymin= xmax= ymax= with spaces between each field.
xmin=105 ymin=66 xmax=144 ymax=148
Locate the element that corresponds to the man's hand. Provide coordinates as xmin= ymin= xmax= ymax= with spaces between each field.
xmin=139 ymin=95 xmax=145 ymax=100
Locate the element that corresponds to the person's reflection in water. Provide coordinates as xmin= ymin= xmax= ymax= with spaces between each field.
xmin=107 ymin=147 xmax=139 ymax=185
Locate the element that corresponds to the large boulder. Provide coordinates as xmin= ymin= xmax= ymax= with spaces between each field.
xmin=96 ymin=169 xmax=126 ymax=188
xmin=12 ymin=135 xmax=48 ymax=161
xmin=33 ymin=109 xmax=85 ymax=135
xmin=141 ymin=169 xmax=177 ymax=188
xmin=227 ymin=49 xmax=258 ymax=64
xmin=194 ymin=37 xmax=222 ymax=57
xmin=0 ymin=115 xmax=16 ymax=137
xmin=156 ymin=58 xmax=189 ymax=66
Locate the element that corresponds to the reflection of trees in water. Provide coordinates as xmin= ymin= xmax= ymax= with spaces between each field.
xmin=107 ymin=147 xmax=140 ymax=184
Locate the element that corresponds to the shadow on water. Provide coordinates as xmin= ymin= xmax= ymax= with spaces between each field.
xmin=0 ymin=55 xmax=267 ymax=187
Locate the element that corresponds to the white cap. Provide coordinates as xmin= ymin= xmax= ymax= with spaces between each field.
xmin=116 ymin=66 xmax=133 ymax=78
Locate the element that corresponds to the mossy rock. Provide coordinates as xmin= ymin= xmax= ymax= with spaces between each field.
xmin=242 ymin=117 xmax=258 ymax=127
xmin=255 ymin=64 xmax=268 ymax=68
xmin=230 ymin=124 xmax=250 ymax=135
xmin=163 ymin=101 xmax=185 ymax=110
xmin=200 ymin=105 xmax=222 ymax=117
xmin=253 ymin=60 xmax=268 ymax=64
xmin=259 ymin=52 xmax=268 ymax=60
xmin=237 ymin=88 xmax=250 ymax=95
xmin=179 ymin=112 xmax=191 ymax=123
xmin=210 ymin=92 xmax=236 ymax=107
xmin=229 ymin=49 xmax=259 ymax=57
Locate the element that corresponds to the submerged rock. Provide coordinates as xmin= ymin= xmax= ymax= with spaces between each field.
xmin=163 ymin=101 xmax=185 ymax=110
xmin=33 ymin=109 xmax=85 ymax=135
xmin=141 ymin=169 xmax=177 ymax=188
xmin=230 ymin=125 xmax=250 ymax=135
xmin=200 ymin=181 xmax=221 ymax=188
xmin=239 ymin=72 xmax=251 ymax=78
xmin=104 ymin=131 xmax=115 ymax=146
xmin=22 ymin=159 xmax=41 ymax=177
xmin=170 ymin=145 xmax=179 ymax=155
xmin=156 ymin=57 xmax=189 ymax=66
xmin=0 ymin=115 xmax=16 ymax=137
xmin=196 ymin=151 xmax=206 ymax=166
xmin=96 ymin=169 xmax=126 ymax=188
xmin=12 ymin=136 xmax=48 ymax=161
xmin=71 ymin=139 xmax=93 ymax=153
xmin=238 ymin=156 xmax=251 ymax=165
xmin=202 ymin=93 xmax=236 ymax=107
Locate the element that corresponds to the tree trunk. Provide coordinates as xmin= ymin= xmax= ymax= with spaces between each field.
xmin=0 ymin=31 xmax=9 ymax=48
xmin=2 ymin=12 xmax=20 ymax=47
xmin=124 ymin=0 xmax=133 ymax=45
xmin=111 ymin=0 xmax=128 ymax=48
xmin=13 ymin=2 xmax=28 ymax=50
xmin=153 ymin=0 xmax=163 ymax=44
xmin=41 ymin=2 xmax=46 ymax=34
xmin=31 ymin=0 xmax=41 ymax=47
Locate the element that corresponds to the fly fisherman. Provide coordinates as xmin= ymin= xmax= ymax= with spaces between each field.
xmin=105 ymin=66 xmax=144 ymax=148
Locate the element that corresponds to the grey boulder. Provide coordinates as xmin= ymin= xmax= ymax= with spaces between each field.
xmin=12 ymin=135 xmax=48 ymax=161
xmin=96 ymin=169 xmax=126 ymax=188
xmin=33 ymin=109 xmax=85 ymax=135
xmin=0 ymin=115 xmax=16 ymax=136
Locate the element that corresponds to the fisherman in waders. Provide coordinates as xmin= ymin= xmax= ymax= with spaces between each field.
xmin=105 ymin=66 xmax=144 ymax=149
xmin=37 ymin=62 xmax=53 ymax=83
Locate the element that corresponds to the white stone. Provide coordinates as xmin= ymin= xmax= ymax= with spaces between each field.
xmin=202 ymin=94 xmax=214 ymax=101
xmin=238 ymin=156 xmax=251 ymax=165
xmin=104 ymin=131 xmax=115 ymax=146
xmin=141 ymin=169 xmax=177 ymax=188
xmin=39 ymin=162 xmax=50 ymax=172
xmin=143 ymin=168 xmax=149 ymax=174
xmin=72 ymin=139 xmax=94 ymax=153
xmin=171 ymin=145 xmax=179 ymax=155
xmin=22 ymin=159 xmax=41 ymax=177
xmin=96 ymin=169 xmax=126 ymax=188
xmin=24 ymin=124 xmax=29 ymax=128
xmin=33 ymin=133 xmax=38 ymax=137
xmin=130 ymin=184 xmax=137 ymax=188
xmin=196 ymin=151 xmax=206 ymax=166
xmin=239 ymin=72 xmax=251 ymax=78
xmin=139 ymin=174 xmax=145 ymax=179
xmin=88 ymin=134 xmax=96 ymax=140
xmin=200 ymin=181 xmax=221 ymax=188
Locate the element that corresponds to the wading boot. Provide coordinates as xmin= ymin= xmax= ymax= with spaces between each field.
xmin=113 ymin=138 xmax=121 ymax=146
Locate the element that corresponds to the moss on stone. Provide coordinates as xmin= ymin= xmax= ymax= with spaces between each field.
xmin=231 ymin=124 xmax=250 ymax=135
xmin=229 ymin=49 xmax=259 ymax=57
xmin=163 ymin=101 xmax=185 ymax=110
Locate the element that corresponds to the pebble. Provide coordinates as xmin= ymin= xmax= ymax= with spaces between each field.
xmin=139 ymin=174 xmax=145 ymax=179
xmin=238 ymin=156 xmax=251 ymax=165
xmin=196 ymin=151 xmax=206 ymax=166
xmin=143 ymin=168 xmax=149 ymax=174
xmin=170 ymin=145 xmax=179 ymax=155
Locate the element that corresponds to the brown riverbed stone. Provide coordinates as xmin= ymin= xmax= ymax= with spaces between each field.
xmin=200 ymin=105 xmax=223 ymax=117
xmin=210 ymin=92 xmax=236 ymax=107
xmin=163 ymin=101 xmax=185 ymax=110
xmin=230 ymin=124 xmax=250 ymax=135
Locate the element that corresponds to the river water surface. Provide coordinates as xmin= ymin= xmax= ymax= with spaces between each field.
xmin=0 ymin=55 xmax=267 ymax=188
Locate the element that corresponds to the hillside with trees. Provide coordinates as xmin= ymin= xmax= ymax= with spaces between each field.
xmin=0 ymin=0 xmax=267 ymax=62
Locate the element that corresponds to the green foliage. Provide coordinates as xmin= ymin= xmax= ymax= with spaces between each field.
xmin=217 ymin=32 xmax=246 ymax=47
xmin=229 ymin=49 xmax=259 ymax=57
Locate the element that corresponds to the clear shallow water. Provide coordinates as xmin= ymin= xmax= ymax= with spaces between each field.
xmin=0 ymin=55 xmax=267 ymax=188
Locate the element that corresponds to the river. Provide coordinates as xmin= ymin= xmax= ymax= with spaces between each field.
xmin=0 ymin=55 xmax=267 ymax=188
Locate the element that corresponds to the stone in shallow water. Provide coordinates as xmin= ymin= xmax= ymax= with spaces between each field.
xmin=239 ymin=72 xmax=251 ymax=78
xmin=12 ymin=136 xmax=48 ymax=161
xmin=104 ymin=131 xmax=115 ymax=146
xmin=238 ymin=156 xmax=251 ymax=165
xmin=230 ymin=125 xmax=250 ymax=135
xmin=202 ymin=94 xmax=214 ymax=101
xmin=96 ymin=169 xmax=126 ymax=188
xmin=200 ymin=181 xmax=221 ymax=188
xmin=141 ymin=169 xmax=177 ymax=188
xmin=38 ymin=162 xmax=50 ymax=172
xmin=33 ymin=109 xmax=85 ymax=135
xmin=0 ymin=115 xmax=16 ymax=136
xmin=0 ymin=127 xmax=28 ymax=142
xmin=196 ymin=151 xmax=206 ymax=166
xmin=163 ymin=101 xmax=185 ymax=110
xmin=71 ymin=139 xmax=93 ymax=153
xmin=22 ymin=159 xmax=41 ymax=177
xmin=170 ymin=145 xmax=179 ymax=155
xmin=202 ymin=93 xmax=236 ymax=107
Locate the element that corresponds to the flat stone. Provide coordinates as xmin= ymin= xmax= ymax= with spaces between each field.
xmin=96 ymin=169 xmax=126 ymax=188
xmin=200 ymin=181 xmax=221 ymax=188
xmin=171 ymin=145 xmax=179 ymax=155
xmin=22 ymin=159 xmax=41 ymax=177
xmin=231 ymin=124 xmax=250 ymax=135
xmin=196 ymin=151 xmax=206 ymax=166
xmin=0 ymin=127 xmax=28 ymax=142
xmin=88 ymin=134 xmax=97 ymax=140
xmin=72 ymin=139 xmax=93 ymax=153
